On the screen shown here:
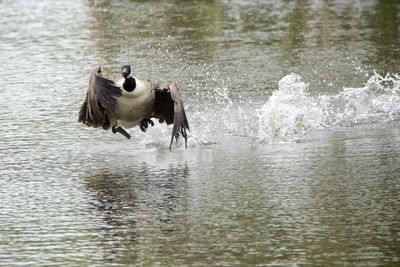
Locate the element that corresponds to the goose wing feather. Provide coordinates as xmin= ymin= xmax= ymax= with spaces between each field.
xmin=153 ymin=82 xmax=189 ymax=149
xmin=78 ymin=66 xmax=122 ymax=129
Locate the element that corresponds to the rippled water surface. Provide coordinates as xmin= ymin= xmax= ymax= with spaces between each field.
xmin=1 ymin=0 xmax=399 ymax=265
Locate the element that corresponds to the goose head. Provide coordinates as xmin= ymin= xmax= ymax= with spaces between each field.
xmin=121 ymin=65 xmax=132 ymax=78
xmin=121 ymin=65 xmax=136 ymax=92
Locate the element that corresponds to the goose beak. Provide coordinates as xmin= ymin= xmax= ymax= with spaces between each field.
xmin=122 ymin=69 xmax=130 ymax=78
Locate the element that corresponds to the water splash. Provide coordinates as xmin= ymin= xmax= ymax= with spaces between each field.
xmin=257 ymin=72 xmax=400 ymax=142
xmin=257 ymin=73 xmax=322 ymax=142
xmin=320 ymin=72 xmax=400 ymax=127
xmin=129 ymin=72 xmax=400 ymax=147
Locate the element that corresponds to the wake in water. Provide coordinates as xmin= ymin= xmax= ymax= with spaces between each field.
xmin=133 ymin=72 xmax=400 ymax=147
xmin=257 ymin=72 xmax=400 ymax=142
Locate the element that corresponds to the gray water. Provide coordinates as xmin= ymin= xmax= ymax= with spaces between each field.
xmin=1 ymin=0 xmax=400 ymax=265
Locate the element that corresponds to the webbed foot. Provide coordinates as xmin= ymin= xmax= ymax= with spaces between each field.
xmin=112 ymin=126 xmax=131 ymax=139
xmin=140 ymin=118 xmax=154 ymax=132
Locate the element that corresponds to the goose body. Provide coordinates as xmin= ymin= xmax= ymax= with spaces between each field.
xmin=78 ymin=65 xmax=189 ymax=149
xmin=114 ymin=77 xmax=155 ymax=129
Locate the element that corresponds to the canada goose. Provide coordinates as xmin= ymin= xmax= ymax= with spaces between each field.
xmin=78 ymin=65 xmax=189 ymax=149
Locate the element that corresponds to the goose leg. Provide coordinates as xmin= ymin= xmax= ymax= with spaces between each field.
xmin=140 ymin=118 xmax=154 ymax=132
xmin=112 ymin=126 xmax=131 ymax=139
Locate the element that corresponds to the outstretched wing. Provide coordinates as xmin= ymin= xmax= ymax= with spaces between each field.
xmin=153 ymin=82 xmax=189 ymax=149
xmin=78 ymin=66 xmax=122 ymax=130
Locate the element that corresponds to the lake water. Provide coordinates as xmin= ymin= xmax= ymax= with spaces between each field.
xmin=1 ymin=0 xmax=399 ymax=265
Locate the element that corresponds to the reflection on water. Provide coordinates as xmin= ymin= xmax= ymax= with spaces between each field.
xmin=0 ymin=0 xmax=399 ymax=265
xmin=85 ymin=163 xmax=189 ymax=264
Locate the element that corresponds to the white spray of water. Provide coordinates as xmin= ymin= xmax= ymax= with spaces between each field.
xmin=128 ymin=72 xmax=400 ymax=147
xmin=257 ymin=73 xmax=322 ymax=142
xmin=257 ymin=72 xmax=400 ymax=142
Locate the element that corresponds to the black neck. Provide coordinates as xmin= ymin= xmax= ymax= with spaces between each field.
xmin=123 ymin=77 xmax=136 ymax=92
